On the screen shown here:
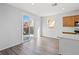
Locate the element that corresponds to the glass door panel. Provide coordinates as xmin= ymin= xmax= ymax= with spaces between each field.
xmin=23 ymin=16 xmax=34 ymax=42
xmin=23 ymin=16 xmax=30 ymax=41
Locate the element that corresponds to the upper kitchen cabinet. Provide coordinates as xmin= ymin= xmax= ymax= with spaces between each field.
xmin=74 ymin=16 xmax=79 ymax=21
xmin=74 ymin=16 xmax=79 ymax=27
xmin=63 ymin=16 xmax=75 ymax=27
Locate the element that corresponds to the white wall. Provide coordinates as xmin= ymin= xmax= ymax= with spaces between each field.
xmin=0 ymin=4 xmax=41 ymax=51
xmin=0 ymin=4 xmax=22 ymax=51
xmin=41 ymin=15 xmax=62 ymax=38
xmin=41 ymin=10 xmax=79 ymax=38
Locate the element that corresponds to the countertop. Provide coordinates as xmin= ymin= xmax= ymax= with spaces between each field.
xmin=58 ymin=34 xmax=79 ymax=40
xmin=63 ymin=32 xmax=76 ymax=34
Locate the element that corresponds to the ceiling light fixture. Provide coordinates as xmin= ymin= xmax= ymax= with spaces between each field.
xmin=32 ymin=3 xmax=34 ymax=5
xmin=52 ymin=3 xmax=58 ymax=7
xmin=62 ymin=8 xmax=65 ymax=10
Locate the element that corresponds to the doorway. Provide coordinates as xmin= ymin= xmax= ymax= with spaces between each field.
xmin=23 ymin=16 xmax=34 ymax=42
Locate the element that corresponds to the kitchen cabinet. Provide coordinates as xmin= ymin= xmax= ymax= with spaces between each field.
xmin=74 ymin=16 xmax=79 ymax=22
xmin=63 ymin=16 xmax=75 ymax=27
xmin=59 ymin=37 xmax=79 ymax=55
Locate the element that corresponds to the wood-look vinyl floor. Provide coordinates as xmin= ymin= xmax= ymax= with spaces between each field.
xmin=0 ymin=37 xmax=59 ymax=55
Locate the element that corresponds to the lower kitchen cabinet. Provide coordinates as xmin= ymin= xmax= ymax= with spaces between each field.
xmin=59 ymin=38 xmax=79 ymax=55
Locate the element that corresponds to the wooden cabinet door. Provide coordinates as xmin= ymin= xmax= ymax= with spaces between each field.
xmin=74 ymin=16 xmax=79 ymax=22
xmin=63 ymin=16 xmax=74 ymax=27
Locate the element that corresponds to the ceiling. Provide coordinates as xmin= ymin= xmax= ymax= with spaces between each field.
xmin=8 ymin=3 xmax=79 ymax=16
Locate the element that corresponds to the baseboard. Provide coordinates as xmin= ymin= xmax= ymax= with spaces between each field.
xmin=41 ymin=36 xmax=58 ymax=40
